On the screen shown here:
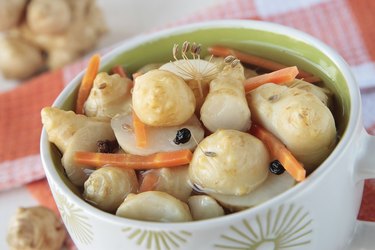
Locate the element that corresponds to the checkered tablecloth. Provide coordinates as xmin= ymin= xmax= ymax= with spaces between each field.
xmin=1 ymin=1 xmax=374 ymax=247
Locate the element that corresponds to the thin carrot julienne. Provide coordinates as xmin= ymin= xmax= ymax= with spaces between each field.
xmin=133 ymin=111 xmax=148 ymax=148
xmin=112 ymin=65 xmax=135 ymax=90
xmin=74 ymin=149 xmax=193 ymax=169
xmin=209 ymin=45 xmax=285 ymax=71
xmin=75 ymin=54 xmax=101 ymax=114
xmin=250 ymin=124 xmax=306 ymax=182
xmin=111 ymin=65 xmax=128 ymax=78
xmin=244 ymin=66 xmax=299 ymax=93
xmin=302 ymin=75 xmax=321 ymax=83
xmin=132 ymin=72 xmax=143 ymax=79
xmin=208 ymin=45 xmax=320 ymax=82
xmin=139 ymin=172 xmax=160 ymax=192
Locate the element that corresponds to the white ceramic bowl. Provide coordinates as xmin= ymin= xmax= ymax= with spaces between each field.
xmin=41 ymin=20 xmax=375 ymax=250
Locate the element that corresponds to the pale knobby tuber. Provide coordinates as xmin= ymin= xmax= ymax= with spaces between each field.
xmin=160 ymin=59 xmax=218 ymax=111
xmin=189 ymin=130 xmax=270 ymax=196
xmin=27 ymin=0 xmax=71 ymax=34
xmin=286 ymin=79 xmax=333 ymax=107
xmin=141 ymin=166 xmax=192 ymax=202
xmin=84 ymin=166 xmax=139 ymax=213
xmin=84 ymin=72 xmax=133 ymax=119
xmin=41 ymin=107 xmax=116 ymax=186
xmin=0 ymin=0 xmax=107 ymax=79
xmin=0 ymin=0 xmax=27 ymax=30
xmin=132 ymin=69 xmax=196 ymax=126
xmin=0 ymin=36 xmax=44 ymax=79
xmin=116 ymin=191 xmax=192 ymax=222
xmin=200 ymin=61 xmax=251 ymax=132
xmin=187 ymin=195 xmax=225 ymax=220
xmin=247 ymin=83 xmax=336 ymax=171
xmin=7 ymin=206 xmax=66 ymax=250
xmin=41 ymin=107 xmax=112 ymax=154
xmin=208 ymin=56 xmax=258 ymax=79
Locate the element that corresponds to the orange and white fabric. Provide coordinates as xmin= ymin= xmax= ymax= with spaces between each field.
xmin=0 ymin=0 xmax=374 ymax=245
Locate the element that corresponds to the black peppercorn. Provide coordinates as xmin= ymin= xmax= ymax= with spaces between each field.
xmin=97 ymin=140 xmax=119 ymax=153
xmin=269 ymin=160 xmax=285 ymax=175
xmin=173 ymin=128 xmax=191 ymax=145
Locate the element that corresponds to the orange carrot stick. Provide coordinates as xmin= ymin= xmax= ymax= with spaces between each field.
xmin=302 ymin=75 xmax=322 ymax=83
xmin=133 ymin=111 xmax=147 ymax=148
xmin=74 ymin=149 xmax=193 ymax=169
xmin=139 ymin=172 xmax=160 ymax=192
xmin=132 ymin=72 xmax=143 ymax=79
xmin=244 ymin=66 xmax=299 ymax=92
xmin=111 ymin=65 xmax=127 ymax=78
xmin=75 ymin=54 xmax=101 ymax=114
xmin=250 ymin=124 xmax=306 ymax=182
xmin=208 ymin=45 xmax=318 ymax=80
xmin=112 ymin=65 xmax=134 ymax=90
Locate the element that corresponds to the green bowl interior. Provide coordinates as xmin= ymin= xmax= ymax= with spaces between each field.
xmin=52 ymin=27 xmax=351 ymax=198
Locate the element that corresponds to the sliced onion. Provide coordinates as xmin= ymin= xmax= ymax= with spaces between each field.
xmin=111 ymin=114 xmax=204 ymax=156
xmin=208 ymin=172 xmax=295 ymax=211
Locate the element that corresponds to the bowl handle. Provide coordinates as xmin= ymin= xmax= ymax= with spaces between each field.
xmin=355 ymin=129 xmax=375 ymax=181
xmin=349 ymin=129 xmax=375 ymax=249
xmin=348 ymin=221 xmax=375 ymax=249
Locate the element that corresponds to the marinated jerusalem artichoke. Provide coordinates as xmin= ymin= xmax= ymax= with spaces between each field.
xmin=189 ymin=129 xmax=270 ymax=196
xmin=84 ymin=166 xmax=139 ymax=212
xmin=116 ymin=191 xmax=192 ymax=222
xmin=140 ymin=166 xmax=192 ymax=202
xmin=247 ymin=83 xmax=336 ymax=171
xmin=84 ymin=72 xmax=133 ymax=119
xmin=41 ymin=107 xmax=115 ymax=186
xmin=7 ymin=206 xmax=66 ymax=250
xmin=0 ymin=0 xmax=106 ymax=79
xmin=188 ymin=195 xmax=225 ymax=220
xmin=160 ymin=58 xmax=218 ymax=111
xmin=42 ymin=42 xmax=340 ymax=223
xmin=200 ymin=59 xmax=251 ymax=132
xmin=132 ymin=69 xmax=196 ymax=126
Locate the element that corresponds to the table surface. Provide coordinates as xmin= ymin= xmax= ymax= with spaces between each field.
xmin=0 ymin=1 xmax=374 ymax=249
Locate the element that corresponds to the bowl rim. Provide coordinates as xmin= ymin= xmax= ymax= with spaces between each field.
xmin=40 ymin=19 xmax=361 ymax=229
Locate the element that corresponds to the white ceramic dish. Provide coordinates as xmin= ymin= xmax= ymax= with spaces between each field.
xmin=41 ymin=20 xmax=375 ymax=250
